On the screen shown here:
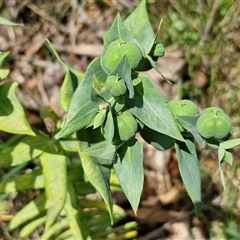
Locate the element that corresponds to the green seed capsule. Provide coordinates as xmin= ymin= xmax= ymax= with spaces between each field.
xmin=168 ymin=99 xmax=199 ymax=132
xmin=196 ymin=111 xmax=232 ymax=139
xmin=114 ymin=111 xmax=138 ymax=142
xmin=102 ymin=39 xmax=143 ymax=72
xmin=105 ymin=75 xmax=127 ymax=97
xmin=153 ymin=43 xmax=165 ymax=57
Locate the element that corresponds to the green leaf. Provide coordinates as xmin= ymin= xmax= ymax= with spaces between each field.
xmin=103 ymin=14 xmax=137 ymax=47
xmin=127 ymin=74 xmax=184 ymax=142
xmin=101 ymin=109 xmax=115 ymax=143
xmin=40 ymin=147 xmax=67 ymax=230
xmin=110 ymin=55 xmax=134 ymax=99
xmin=114 ymin=138 xmax=144 ymax=214
xmin=124 ymin=0 xmax=155 ymax=53
xmin=56 ymin=58 xmax=107 ymax=138
xmin=175 ymin=139 xmax=201 ymax=216
xmin=0 ymin=52 xmax=10 ymax=67
xmin=77 ymin=130 xmax=113 ymax=223
xmin=218 ymin=145 xmax=225 ymax=162
xmin=0 ymin=133 xmax=48 ymax=168
xmin=0 ymin=169 xmax=44 ymax=193
xmin=147 ymin=55 xmax=170 ymax=83
xmin=220 ymin=138 xmax=240 ymax=149
xmin=0 ymin=68 xmax=10 ymax=81
xmin=219 ymin=160 xmax=226 ymax=190
xmin=60 ymin=68 xmax=82 ymax=112
xmin=140 ymin=126 xmax=175 ymax=151
xmin=93 ymin=109 xmax=107 ymax=129
xmin=20 ymin=215 xmax=46 ymax=238
xmin=0 ymin=17 xmax=24 ymax=26
xmin=45 ymin=39 xmax=83 ymax=112
xmin=0 ymin=82 xmax=35 ymax=135
xmin=64 ymin=182 xmax=92 ymax=239
xmin=176 ymin=115 xmax=205 ymax=148
xmin=40 ymin=218 xmax=69 ymax=240
xmin=224 ymin=150 xmax=233 ymax=166
xmin=83 ymin=140 xmax=116 ymax=163
xmin=9 ymin=193 xmax=48 ymax=230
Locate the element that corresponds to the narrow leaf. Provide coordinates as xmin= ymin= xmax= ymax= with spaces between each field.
xmin=40 ymin=148 xmax=67 ymax=230
xmin=0 ymin=169 xmax=44 ymax=193
xmin=224 ymin=150 xmax=233 ymax=166
xmin=0 ymin=52 xmax=10 ymax=67
xmin=176 ymin=115 xmax=205 ymax=148
xmin=20 ymin=215 xmax=46 ymax=238
xmin=127 ymin=74 xmax=184 ymax=141
xmin=0 ymin=82 xmax=35 ymax=135
xmin=110 ymin=56 xmax=134 ymax=98
xmin=218 ymin=145 xmax=225 ymax=162
xmin=114 ymin=139 xmax=144 ymax=214
xmin=0 ymin=133 xmax=48 ymax=168
xmin=93 ymin=109 xmax=107 ymax=129
xmin=220 ymin=138 xmax=240 ymax=149
xmin=219 ymin=160 xmax=226 ymax=190
xmin=175 ymin=139 xmax=201 ymax=216
xmin=46 ymin=39 xmax=83 ymax=112
xmin=0 ymin=68 xmax=10 ymax=81
xmin=9 ymin=194 xmax=48 ymax=230
xmin=40 ymin=218 xmax=69 ymax=240
xmin=56 ymin=58 xmax=107 ymax=138
xmin=77 ymin=130 xmax=113 ymax=223
xmin=64 ymin=182 xmax=92 ymax=239
xmin=101 ymin=109 xmax=115 ymax=142
xmin=0 ymin=17 xmax=24 ymax=26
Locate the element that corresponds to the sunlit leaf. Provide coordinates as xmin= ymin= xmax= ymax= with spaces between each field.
xmin=40 ymin=147 xmax=67 ymax=230
xmin=0 ymin=169 xmax=44 ymax=193
xmin=114 ymin=138 xmax=143 ymax=214
xmin=9 ymin=194 xmax=48 ymax=230
xmin=0 ymin=133 xmax=48 ymax=168
xmin=127 ymin=74 xmax=184 ymax=141
xmin=175 ymin=139 xmax=201 ymax=216
xmin=124 ymin=0 xmax=155 ymax=53
xmin=0 ymin=17 xmax=24 ymax=26
xmin=176 ymin=115 xmax=205 ymax=148
xmin=0 ymin=82 xmax=35 ymax=135
xmin=0 ymin=68 xmax=10 ymax=81
xmin=56 ymin=58 xmax=107 ymax=138
xmin=220 ymin=138 xmax=240 ymax=149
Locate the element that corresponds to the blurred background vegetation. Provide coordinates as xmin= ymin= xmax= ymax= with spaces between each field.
xmin=0 ymin=0 xmax=240 ymax=239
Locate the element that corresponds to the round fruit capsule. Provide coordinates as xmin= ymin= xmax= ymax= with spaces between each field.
xmin=153 ymin=43 xmax=165 ymax=57
xmin=168 ymin=99 xmax=199 ymax=132
xmin=202 ymin=107 xmax=225 ymax=115
xmin=168 ymin=99 xmax=199 ymax=116
xmin=105 ymin=75 xmax=127 ymax=97
xmin=196 ymin=112 xmax=232 ymax=139
xmin=102 ymin=39 xmax=143 ymax=72
xmin=114 ymin=111 xmax=138 ymax=142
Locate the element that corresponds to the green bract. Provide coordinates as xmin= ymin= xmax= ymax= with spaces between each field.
xmin=153 ymin=43 xmax=165 ymax=57
xmin=102 ymin=39 xmax=143 ymax=72
xmin=196 ymin=109 xmax=232 ymax=139
xmin=114 ymin=111 xmax=138 ymax=142
xmin=105 ymin=75 xmax=127 ymax=97
xmin=168 ymin=99 xmax=199 ymax=132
